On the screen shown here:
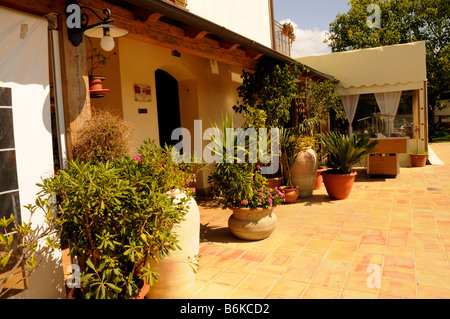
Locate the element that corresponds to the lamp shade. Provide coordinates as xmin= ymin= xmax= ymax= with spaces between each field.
xmin=84 ymin=24 xmax=128 ymax=38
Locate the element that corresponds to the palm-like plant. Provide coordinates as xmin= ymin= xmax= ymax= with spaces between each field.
xmin=280 ymin=128 xmax=302 ymax=188
xmin=320 ymin=132 xmax=378 ymax=174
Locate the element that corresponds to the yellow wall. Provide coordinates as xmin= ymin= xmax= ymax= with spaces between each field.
xmin=115 ymin=36 xmax=246 ymax=189
xmin=87 ymin=38 xmax=123 ymax=117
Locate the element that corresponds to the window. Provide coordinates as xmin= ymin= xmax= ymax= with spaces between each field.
xmin=0 ymin=87 xmax=21 ymax=231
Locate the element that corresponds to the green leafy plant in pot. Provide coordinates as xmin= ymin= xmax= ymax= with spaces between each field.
xmin=320 ymin=132 xmax=378 ymax=200
xmin=40 ymin=140 xmax=202 ymax=299
xmin=207 ymin=114 xmax=284 ymax=240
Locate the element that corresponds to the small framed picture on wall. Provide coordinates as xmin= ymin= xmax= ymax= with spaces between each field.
xmin=134 ymin=84 xmax=152 ymax=102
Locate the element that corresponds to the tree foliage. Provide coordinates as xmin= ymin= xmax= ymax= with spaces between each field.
xmin=326 ymin=0 xmax=450 ymax=113
xmin=233 ymin=58 xmax=301 ymax=128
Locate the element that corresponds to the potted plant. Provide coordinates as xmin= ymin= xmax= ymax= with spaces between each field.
xmin=136 ymin=140 xmax=205 ymax=299
xmin=87 ymin=38 xmax=116 ymax=98
xmin=207 ymin=114 xmax=284 ymax=240
xmin=410 ymin=150 xmax=428 ymax=167
xmin=409 ymin=125 xmax=428 ymax=167
xmin=282 ymin=22 xmax=296 ymax=44
xmin=313 ymin=136 xmax=329 ymax=190
xmin=320 ymin=132 xmax=378 ymax=200
xmin=279 ymin=127 xmax=301 ymax=203
xmin=40 ymin=139 xmax=203 ymax=299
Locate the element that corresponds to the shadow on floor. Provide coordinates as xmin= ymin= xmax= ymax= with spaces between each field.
xmin=200 ymin=223 xmax=252 ymax=244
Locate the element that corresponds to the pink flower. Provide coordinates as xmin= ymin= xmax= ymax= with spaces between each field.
xmin=241 ymin=200 xmax=247 ymax=205
xmin=187 ymin=178 xmax=190 ymax=185
xmin=193 ymin=178 xmax=197 ymax=183
xmin=256 ymin=165 xmax=261 ymax=169
xmin=268 ymin=198 xmax=273 ymax=206
xmin=191 ymin=187 xmax=196 ymax=192
xmin=133 ymin=155 xmax=142 ymax=163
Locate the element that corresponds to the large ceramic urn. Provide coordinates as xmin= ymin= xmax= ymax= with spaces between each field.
xmin=290 ymin=148 xmax=318 ymax=198
xmin=146 ymin=190 xmax=199 ymax=299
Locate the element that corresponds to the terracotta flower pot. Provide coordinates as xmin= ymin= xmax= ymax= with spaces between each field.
xmin=228 ymin=207 xmax=277 ymax=241
xmin=132 ymin=276 xmax=150 ymax=299
xmin=322 ymin=171 xmax=357 ymax=200
xmin=89 ymin=75 xmax=105 ymax=91
xmin=409 ymin=153 xmax=427 ymax=167
xmin=279 ymin=186 xmax=299 ymax=203
xmin=266 ymin=176 xmax=283 ymax=189
xmin=314 ymin=167 xmax=327 ymax=190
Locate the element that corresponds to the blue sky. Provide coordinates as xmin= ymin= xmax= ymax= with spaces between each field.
xmin=273 ymin=0 xmax=351 ymax=57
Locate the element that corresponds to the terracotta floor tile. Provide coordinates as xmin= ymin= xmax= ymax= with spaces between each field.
xmin=212 ymin=271 xmax=248 ymax=287
xmin=357 ymin=243 xmax=386 ymax=255
xmin=264 ymin=253 xmax=295 ymax=267
xmin=268 ymin=280 xmax=308 ymax=298
xmin=228 ymin=288 xmax=266 ymax=299
xmin=379 ymin=278 xmax=416 ymax=299
xmin=331 ymin=241 xmax=359 ymax=252
xmin=386 ymin=237 xmax=414 ymax=248
xmin=239 ymin=250 xmax=270 ymax=263
xmin=382 ymin=266 xmax=415 ymax=281
xmin=215 ymin=247 xmax=247 ymax=259
xmin=196 ymin=267 xmax=222 ymax=282
xmin=302 ymin=285 xmax=341 ymax=299
xmin=252 ymin=263 xmax=288 ymax=278
xmin=238 ymin=275 xmax=277 ymax=293
xmin=384 ymin=255 xmax=415 ymax=269
xmin=340 ymin=289 xmax=378 ymax=299
xmin=326 ymin=249 xmax=356 ymax=262
xmin=227 ymin=259 xmax=260 ymax=274
xmin=414 ymin=239 xmax=444 ymax=250
xmin=201 ymin=255 xmax=235 ymax=269
xmin=344 ymin=276 xmax=379 ymax=294
xmin=298 ymin=247 xmax=328 ymax=259
xmin=414 ymin=248 xmax=448 ymax=261
xmin=353 ymin=252 xmax=384 ymax=264
xmin=417 ymin=285 xmax=450 ymax=299
xmin=417 ymin=271 xmax=450 ymax=290
xmin=305 ymin=239 xmax=335 ymax=250
xmin=282 ymin=266 xmax=318 ymax=284
xmin=191 ymin=282 xmax=235 ymax=299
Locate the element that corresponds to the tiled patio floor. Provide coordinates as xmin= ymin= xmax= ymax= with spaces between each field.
xmin=190 ymin=143 xmax=450 ymax=299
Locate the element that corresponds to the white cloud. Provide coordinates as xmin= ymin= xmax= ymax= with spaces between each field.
xmin=280 ymin=19 xmax=331 ymax=58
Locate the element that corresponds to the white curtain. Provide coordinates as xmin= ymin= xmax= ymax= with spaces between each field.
xmin=374 ymin=91 xmax=402 ymax=116
xmin=341 ymin=94 xmax=360 ymax=135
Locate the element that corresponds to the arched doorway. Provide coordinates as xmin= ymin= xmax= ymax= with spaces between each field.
xmin=155 ymin=69 xmax=181 ymax=147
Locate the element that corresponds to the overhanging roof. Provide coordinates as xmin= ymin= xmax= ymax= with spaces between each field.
xmin=122 ymin=0 xmax=335 ymax=81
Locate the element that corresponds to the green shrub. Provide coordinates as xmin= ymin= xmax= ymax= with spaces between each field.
xmin=40 ymin=140 xmax=204 ymax=299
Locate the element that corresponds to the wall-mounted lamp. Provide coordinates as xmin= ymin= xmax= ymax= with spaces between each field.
xmin=67 ymin=1 xmax=128 ymax=51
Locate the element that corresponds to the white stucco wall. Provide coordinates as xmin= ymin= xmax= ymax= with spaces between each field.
xmin=186 ymin=0 xmax=273 ymax=48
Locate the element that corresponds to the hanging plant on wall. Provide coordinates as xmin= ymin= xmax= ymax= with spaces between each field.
xmin=87 ymin=38 xmax=116 ymax=98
